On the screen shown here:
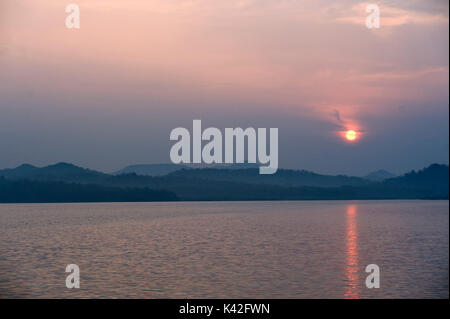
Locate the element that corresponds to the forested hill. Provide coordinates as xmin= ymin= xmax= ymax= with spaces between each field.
xmin=0 ymin=163 xmax=448 ymax=202
xmin=0 ymin=178 xmax=178 ymax=203
xmin=167 ymin=168 xmax=373 ymax=187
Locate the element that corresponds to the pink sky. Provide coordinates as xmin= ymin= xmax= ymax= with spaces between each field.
xmin=0 ymin=0 xmax=448 ymax=174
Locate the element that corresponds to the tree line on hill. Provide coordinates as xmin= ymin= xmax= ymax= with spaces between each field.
xmin=0 ymin=162 xmax=448 ymax=203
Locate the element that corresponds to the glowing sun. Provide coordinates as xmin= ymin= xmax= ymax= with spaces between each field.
xmin=345 ymin=130 xmax=357 ymax=141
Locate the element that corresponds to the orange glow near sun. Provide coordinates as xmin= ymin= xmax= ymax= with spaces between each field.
xmin=345 ymin=130 xmax=357 ymax=141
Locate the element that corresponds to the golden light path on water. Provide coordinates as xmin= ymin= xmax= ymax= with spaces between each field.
xmin=344 ymin=204 xmax=359 ymax=298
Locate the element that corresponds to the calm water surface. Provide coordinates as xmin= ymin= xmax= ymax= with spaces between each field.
xmin=0 ymin=200 xmax=448 ymax=298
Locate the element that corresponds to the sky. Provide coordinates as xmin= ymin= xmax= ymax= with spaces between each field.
xmin=0 ymin=0 xmax=448 ymax=175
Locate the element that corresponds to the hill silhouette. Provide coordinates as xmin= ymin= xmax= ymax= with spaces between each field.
xmin=114 ymin=164 xmax=188 ymax=176
xmin=0 ymin=162 xmax=106 ymax=183
xmin=364 ymin=169 xmax=396 ymax=181
xmin=0 ymin=177 xmax=177 ymax=203
xmin=383 ymin=164 xmax=448 ymax=197
xmin=167 ymin=168 xmax=373 ymax=187
xmin=0 ymin=163 xmax=448 ymax=202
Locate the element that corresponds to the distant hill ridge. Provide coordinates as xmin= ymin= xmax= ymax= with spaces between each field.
xmin=167 ymin=167 xmax=374 ymax=187
xmin=384 ymin=164 xmax=448 ymax=193
xmin=364 ymin=169 xmax=396 ymax=181
xmin=114 ymin=164 xmax=188 ymax=176
xmin=0 ymin=162 xmax=106 ymax=183
xmin=113 ymin=163 xmax=262 ymax=176
xmin=0 ymin=162 xmax=448 ymax=202
xmin=1 ymin=162 xmax=376 ymax=187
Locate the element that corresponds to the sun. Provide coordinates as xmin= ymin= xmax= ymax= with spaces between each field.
xmin=345 ymin=130 xmax=357 ymax=141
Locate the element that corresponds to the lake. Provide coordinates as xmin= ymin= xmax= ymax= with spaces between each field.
xmin=0 ymin=200 xmax=448 ymax=298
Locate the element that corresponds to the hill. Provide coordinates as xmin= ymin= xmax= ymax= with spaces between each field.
xmin=364 ymin=170 xmax=396 ymax=181
xmin=114 ymin=164 xmax=189 ymax=176
xmin=0 ymin=162 xmax=447 ymax=202
xmin=0 ymin=177 xmax=178 ymax=203
xmin=168 ymin=168 xmax=374 ymax=187
xmin=383 ymin=164 xmax=449 ymax=198
xmin=0 ymin=162 xmax=106 ymax=183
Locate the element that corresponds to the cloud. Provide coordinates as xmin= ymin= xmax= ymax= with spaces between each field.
xmin=332 ymin=109 xmax=343 ymax=123
xmin=335 ymin=2 xmax=449 ymax=28
xmin=342 ymin=66 xmax=448 ymax=85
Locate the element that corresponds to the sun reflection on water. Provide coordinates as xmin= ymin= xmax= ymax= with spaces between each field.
xmin=344 ymin=204 xmax=359 ymax=298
